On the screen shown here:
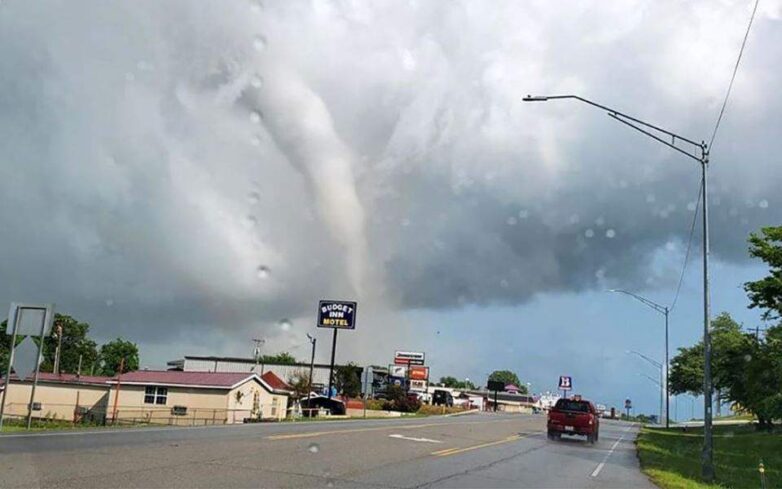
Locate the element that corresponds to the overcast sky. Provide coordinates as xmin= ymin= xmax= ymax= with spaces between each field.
xmin=1 ymin=0 xmax=781 ymax=416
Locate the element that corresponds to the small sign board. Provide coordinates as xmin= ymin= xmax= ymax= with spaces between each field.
xmin=6 ymin=303 xmax=54 ymax=336
xmin=394 ymin=351 xmax=425 ymax=366
xmin=317 ymin=300 xmax=357 ymax=329
xmin=389 ymin=365 xmax=407 ymax=378
xmin=409 ymin=366 xmax=430 ymax=381
xmin=409 ymin=379 xmax=427 ymax=392
xmin=625 ymin=398 xmax=632 ymax=409
xmin=558 ymin=375 xmax=572 ymax=391
xmin=487 ymin=380 xmax=505 ymax=392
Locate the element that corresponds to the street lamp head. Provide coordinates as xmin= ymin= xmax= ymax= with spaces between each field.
xmin=522 ymin=95 xmax=548 ymax=102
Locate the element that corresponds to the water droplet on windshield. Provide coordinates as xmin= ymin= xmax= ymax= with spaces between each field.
xmin=605 ymin=229 xmax=616 ymax=238
xmin=250 ymin=111 xmax=262 ymax=124
xmin=105 ymin=299 xmax=114 ymax=307
xmin=506 ymin=216 xmax=517 ymax=226
xmin=595 ymin=216 xmax=605 ymax=227
xmin=326 ymin=482 xmax=334 ymax=488
xmin=256 ymin=266 xmax=270 ymax=279
xmin=759 ymin=199 xmax=769 ymax=209
xmin=744 ymin=354 xmax=752 ymax=362
xmin=569 ymin=214 xmax=580 ymax=224
xmin=687 ymin=202 xmax=697 ymax=212
xmin=279 ymin=319 xmax=292 ymax=331
xmin=646 ymin=194 xmax=655 ymax=204
xmin=125 ymin=72 xmax=135 ymax=82
xmin=253 ymin=36 xmax=267 ymax=51
xmin=247 ymin=215 xmax=258 ymax=227
xmin=308 ymin=442 xmax=319 ymax=453
xmin=248 ymin=191 xmax=261 ymax=204
xmin=401 ymin=218 xmax=411 ymax=227
xmin=250 ymin=0 xmax=263 ymax=13
xmin=250 ymin=75 xmax=263 ymax=88
xmin=518 ymin=209 xmax=529 ymax=219
xmin=585 ymin=229 xmax=594 ymax=238
xmin=500 ymin=279 xmax=509 ymax=288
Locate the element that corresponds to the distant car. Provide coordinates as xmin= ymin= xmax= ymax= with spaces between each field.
xmin=432 ymin=389 xmax=454 ymax=407
xmin=547 ymin=398 xmax=600 ymax=443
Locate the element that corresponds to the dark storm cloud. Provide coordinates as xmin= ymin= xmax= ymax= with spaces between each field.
xmin=0 ymin=0 xmax=780 ymax=359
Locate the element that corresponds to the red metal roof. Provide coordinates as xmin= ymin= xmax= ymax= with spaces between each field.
xmin=110 ymin=370 xmax=258 ymax=389
xmin=1 ymin=373 xmax=111 ymax=387
xmin=261 ymin=371 xmax=292 ymax=392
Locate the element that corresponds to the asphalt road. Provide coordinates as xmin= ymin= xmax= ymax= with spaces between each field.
xmin=0 ymin=413 xmax=654 ymax=488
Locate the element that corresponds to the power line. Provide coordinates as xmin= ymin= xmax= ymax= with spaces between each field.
xmin=669 ymin=177 xmax=703 ymax=313
xmin=708 ymin=0 xmax=761 ymax=150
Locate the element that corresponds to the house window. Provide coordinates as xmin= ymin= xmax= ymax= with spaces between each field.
xmin=144 ymin=386 xmax=168 ymax=405
xmin=271 ymin=397 xmax=278 ymax=417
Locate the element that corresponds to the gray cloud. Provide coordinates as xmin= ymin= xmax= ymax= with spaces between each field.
xmin=0 ymin=0 xmax=780 ymax=363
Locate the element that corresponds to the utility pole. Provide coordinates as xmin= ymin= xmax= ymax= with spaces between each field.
xmin=110 ymin=357 xmax=125 ymax=424
xmin=252 ymin=338 xmax=266 ymax=375
xmin=53 ymin=321 xmax=63 ymax=375
xmin=306 ymin=334 xmax=316 ymax=416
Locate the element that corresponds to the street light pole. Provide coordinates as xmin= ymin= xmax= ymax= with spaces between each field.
xmin=305 ymin=334 xmax=316 ymax=417
xmin=639 ymin=373 xmax=663 ymax=423
xmin=627 ymin=350 xmax=663 ymax=423
xmin=610 ymin=289 xmax=670 ymax=429
xmin=524 ymin=94 xmax=713 ymax=480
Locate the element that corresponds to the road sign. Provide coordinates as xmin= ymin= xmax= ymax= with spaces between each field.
xmin=389 ymin=365 xmax=407 ymax=377
xmin=394 ymin=351 xmax=425 ymax=365
xmin=409 ymin=380 xmax=427 ymax=392
xmin=487 ymin=380 xmax=504 ymax=392
xmin=409 ymin=366 xmax=429 ymax=381
xmin=317 ymin=300 xmax=357 ymax=329
xmin=625 ymin=399 xmax=632 ymax=409
xmin=11 ymin=337 xmax=39 ymax=381
xmin=558 ymin=376 xmax=572 ymax=391
xmin=5 ymin=304 xmax=52 ymax=336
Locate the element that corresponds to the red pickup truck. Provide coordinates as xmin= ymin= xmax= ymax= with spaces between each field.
xmin=547 ymin=398 xmax=600 ymax=443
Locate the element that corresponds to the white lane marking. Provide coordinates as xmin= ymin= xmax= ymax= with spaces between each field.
xmin=389 ymin=434 xmax=443 ymax=443
xmin=590 ymin=425 xmax=634 ymax=478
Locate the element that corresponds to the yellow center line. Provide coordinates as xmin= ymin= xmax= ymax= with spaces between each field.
xmin=265 ymin=418 xmax=529 ymax=441
xmin=431 ymin=432 xmax=541 ymax=457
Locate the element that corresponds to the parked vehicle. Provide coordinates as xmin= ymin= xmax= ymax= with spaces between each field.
xmin=547 ymin=397 xmax=600 ymax=443
xmin=432 ymin=389 xmax=454 ymax=407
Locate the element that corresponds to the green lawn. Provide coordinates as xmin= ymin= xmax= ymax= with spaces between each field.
xmin=637 ymin=424 xmax=779 ymax=488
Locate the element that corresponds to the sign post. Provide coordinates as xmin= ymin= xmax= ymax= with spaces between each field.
xmin=625 ymin=398 xmax=632 ymax=419
xmin=558 ymin=375 xmax=572 ymax=398
xmin=0 ymin=303 xmax=54 ymax=430
xmin=487 ymin=379 xmax=504 ymax=412
xmin=317 ymin=300 xmax=357 ymax=399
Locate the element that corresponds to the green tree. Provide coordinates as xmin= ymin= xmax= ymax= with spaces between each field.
xmin=260 ymin=352 xmax=297 ymax=364
xmin=41 ymin=314 xmax=99 ymax=374
xmin=286 ymin=369 xmax=311 ymax=399
xmin=335 ymin=362 xmax=362 ymax=398
xmin=669 ymin=343 xmax=704 ymax=396
xmin=488 ymin=370 xmax=527 ymax=393
xmin=98 ymin=338 xmax=139 ymax=376
xmin=439 ymin=376 xmax=476 ymax=390
xmin=745 ymin=226 xmax=782 ymax=320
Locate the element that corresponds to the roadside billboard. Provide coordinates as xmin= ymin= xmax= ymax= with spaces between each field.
xmin=409 ymin=380 xmax=427 ymax=392
xmin=389 ymin=365 xmax=407 ymax=378
xmin=409 ymin=366 xmax=429 ymax=381
xmin=394 ymin=351 xmax=425 ymax=365
xmin=558 ymin=375 xmax=572 ymax=391
xmin=317 ymin=300 xmax=357 ymax=329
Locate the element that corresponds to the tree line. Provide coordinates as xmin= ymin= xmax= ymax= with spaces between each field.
xmin=669 ymin=226 xmax=782 ymax=429
xmin=1 ymin=313 xmax=140 ymax=377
